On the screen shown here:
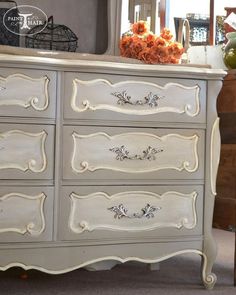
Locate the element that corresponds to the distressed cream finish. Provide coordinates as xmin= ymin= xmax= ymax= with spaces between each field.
xmin=69 ymin=191 xmax=198 ymax=233
xmin=59 ymin=185 xmax=203 ymax=240
xmin=71 ymin=132 xmax=199 ymax=174
xmin=0 ymin=124 xmax=54 ymax=180
xmin=0 ymin=193 xmax=46 ymax=235
xmin=0 ymin=130 xmax=47 ymax=172
xmin=0 ymin=53 xmax=226 ymax=289
xmin=0 ymin=186 xmax=54 ymax=243
xmin=0 ymin=68 xmax=56 ymax=119
xmin=64 ymin=72 xmax=207 ymax=125
xmin=0 ymin=74 xmax=49 ymax=111
xmin=63 ymin=126 xmax=205 ymax=181
xmin=70 ymin=79 xmax=200 ymax=117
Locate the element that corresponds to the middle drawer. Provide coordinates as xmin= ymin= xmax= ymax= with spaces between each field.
xmin=0 ymin=124 xmax=54 ymax=180
xmin=63 ymin=126 xmax=204 ymax=181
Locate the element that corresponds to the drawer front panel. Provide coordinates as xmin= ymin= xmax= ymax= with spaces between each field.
xmin=0 ymin=186 xmax=53 ymax=242
xmin=59 ymin=186 xmax=203 ymax=241
xmin=64 ymin=73 xmax=206 ymax=124
xmin=0 ymin=124 xmax=54 ymax=179
xmin=0 ymin=68 xmax=56 ymax=118
xmin=63 ymin=126 xmax=204 ymax=181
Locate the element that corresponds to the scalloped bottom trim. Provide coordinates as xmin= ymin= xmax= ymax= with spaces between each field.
xmin=0 ymin=249 xmax=216 ymax=287
xmin=0 ymin=248 xmax=216 ymax=287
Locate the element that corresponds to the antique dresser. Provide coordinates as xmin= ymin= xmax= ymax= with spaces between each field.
xmin=0 ymin=53 xmax=226 ymax=288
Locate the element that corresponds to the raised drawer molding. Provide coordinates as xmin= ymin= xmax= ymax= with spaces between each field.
xmin=0 ymin=74 xmax=49 ymax=111
xmin=71 ymin=79 xmax=200 ymax=117
xmin=69 ymin=191 xmax=198 ymax=234
xmin=0 ymin=192 xmax=46 ymax=235
xmin=0 ymin=130 xmax=47 ymax=172
xmin=71 ymin=132 xmax=199 ymax=173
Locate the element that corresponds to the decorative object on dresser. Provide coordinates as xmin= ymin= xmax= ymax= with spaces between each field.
xmin=119 ymin=22 xmax=184 ymax=64
xmin=213 ymin=69 xmax=236 ymax=286
xmin=0 ymin=1 xmax=19 ymax=47
xmin=25 ymin=16 xmax=78 ymax=52
xmin=0 ymin=53 xmax=226 ymax=289
xmin=223 ymin=32 xmax=236 ymax=69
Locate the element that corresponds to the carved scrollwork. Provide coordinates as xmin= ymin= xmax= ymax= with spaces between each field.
xmin=71 ymin=79 xmax=201 ymax=117
xmin=71 ymin=132 xmax=199 ymax=174
xmin=0 ymin=192 xmax=46 ymax=235
xmin=0 ymin=130 xmax=47 ymax=172
xmin=109 ymin=145 xmax=164 ymax=161
xmin=0 ymin=74 xmax=49 ymax=111
xmin=108 ymin=203 xmax=161 ymax=219
xmin=111 ymin=91 xmax=163 ymax=107
xmin=69 ymin=191 xmax=198 ymax=233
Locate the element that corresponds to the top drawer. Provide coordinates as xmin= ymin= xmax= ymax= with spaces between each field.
xmin=64 ymin=72 xmax=206 ymax=125
xmin=0 ymin=68 xmax=56 ymax=119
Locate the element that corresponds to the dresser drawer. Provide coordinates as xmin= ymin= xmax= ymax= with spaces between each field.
xmin=64 ymin=72 xmax=206 ymax=124
xmin=0 ymin=124 xmax=54 ymax=180
xmin=0 ymin=68 xmax=56 ymax=119
xmin=0 ymin=186 xmax=53 ymax=242
xmin=58 ymin=185 xmax=203 ymax=241
xmin=63 ymin=126 xmax=204 ymax=181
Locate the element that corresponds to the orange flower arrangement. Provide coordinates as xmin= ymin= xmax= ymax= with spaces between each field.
xmin=131 ymin=20 xmax=149 ymax=35
xmin=120 ymin=21 xmax=184 ymax=64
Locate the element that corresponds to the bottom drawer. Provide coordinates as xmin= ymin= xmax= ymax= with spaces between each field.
xmin=0 ymin=186 xmax=54 ymax=242
xmin=58 ymin=186 xmax=203 ymax=241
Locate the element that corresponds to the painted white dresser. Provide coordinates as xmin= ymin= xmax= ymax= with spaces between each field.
xmin=0 ymin=54 xmax=226 ymax=289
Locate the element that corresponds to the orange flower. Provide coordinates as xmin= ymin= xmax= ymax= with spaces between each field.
xmin=130 ymin=37 xmax=147 ymax=57
xmin=169 ymin=56 xmax=179 ymax=64
xmin=120 ymin=35 xmax=133 ymax=57
xmin=168 ymin=42 xmax=184 ymax=59
xmin=138 ymin=48 xmax=153 ymax=64
xmin=154 ymin=37 xmax=166 ymax=47
xmin=149 ymin=45 xmax=170 ymax=64
xmin=131 ymin=21 xmax=149 ymax=35
xmin=160 ymin=28 xmax=173 ymax=41
xmin=145 ymin=33 xmax=156 ymax=48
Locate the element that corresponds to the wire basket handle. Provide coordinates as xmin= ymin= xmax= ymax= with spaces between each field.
xmin=47 ymin=15 xmax=54 ymax=26
xmin=0 ymin=0 xmax=18 ymax=9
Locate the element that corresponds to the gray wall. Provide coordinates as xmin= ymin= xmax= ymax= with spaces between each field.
xmin=16 ymin=0 xmax=107 ymax=53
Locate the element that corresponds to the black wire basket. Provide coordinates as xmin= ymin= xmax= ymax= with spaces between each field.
xmin=25 ymin=16 xmax=78 ymax=52
xmin=0 ymin=0 xmax=19 ymax=46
